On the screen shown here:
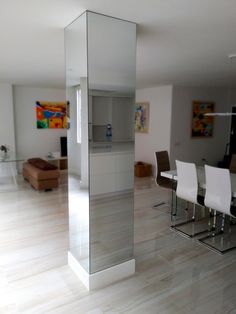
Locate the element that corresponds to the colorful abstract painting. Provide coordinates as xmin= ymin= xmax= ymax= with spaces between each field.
xmin=36 ymin=101 xmax=68 ymax=129
xmin=135 ymin=102 xmax=149 ymax=133
xmin=191 ymin=101 xmax=214 ymax=137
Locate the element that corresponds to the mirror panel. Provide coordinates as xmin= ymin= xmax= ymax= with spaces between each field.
xmin=65 ymin=11 xmax=136 ymax=276
xmin=87 ymin=12 xmax=136 ymax=273
xmin=65 ymin=12 xmax=90 ymax=273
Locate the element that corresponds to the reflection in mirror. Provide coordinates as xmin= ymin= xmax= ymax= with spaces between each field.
xmin=65 ymin=10 xmax=136 ymax=280
xmin=65 ymin=12 xmax=89 ymax=273
xmin=88 ymin=12 xmax=136 ymax=274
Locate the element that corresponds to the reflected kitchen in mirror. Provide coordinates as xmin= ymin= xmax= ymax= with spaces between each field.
xmin=65 ymin=10 xmax=136 ymax=290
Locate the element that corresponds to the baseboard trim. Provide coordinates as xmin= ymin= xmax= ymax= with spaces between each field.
xmin=68 ymin=251 xmax=135 ymax=290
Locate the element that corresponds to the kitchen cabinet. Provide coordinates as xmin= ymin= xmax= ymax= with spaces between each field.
xmin=90 ymin=93 xmax=134 ymax=142
xmin=90 ymin=149 xmax=134 ymax=195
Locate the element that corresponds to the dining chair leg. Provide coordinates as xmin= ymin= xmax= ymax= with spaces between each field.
xmin=171 ymin=188 xmax=177 ymax=216
xmin=209 ymin=207 xmax=213 ymax=217
xmin=199 ymin=213 xmax=236 ymax=254
xmin=211 ymin=209 xmax=217 ymax=236
xmin=184 ymin=201 xmax=189 ymax=211
xmin=171 ymin=201 xmax=208 ymax=238
xmin=208 ymin=208 xmax=212 ymax=230
xmin=230 ymin=216 xmax=236 ymax=225
xmin=172 ymin=192 xmax=178 ymax=217
xmin=220 ymin=214 xmax=225 ymax=233
xmin=192 ymin=204 xmax=196 ymax=221
xmin=212 ymin=210 xmax=217 ymax=231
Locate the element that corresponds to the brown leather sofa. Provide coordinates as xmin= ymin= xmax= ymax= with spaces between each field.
xmin=23 ymin=159 xmax=60 ymax=191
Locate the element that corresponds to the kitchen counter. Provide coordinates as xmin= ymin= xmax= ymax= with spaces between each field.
xmin=89 ymin=142 xmax=134 ymax=195
xmin=90 ymin=142 xmax=134 ymax=155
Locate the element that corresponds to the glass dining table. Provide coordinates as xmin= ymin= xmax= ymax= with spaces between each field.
xmin=0 ymin=152 xmax=25 ymax=186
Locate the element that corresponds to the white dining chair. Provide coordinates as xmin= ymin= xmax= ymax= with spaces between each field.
xmin=199 ymin=165 xmax=236 ymax=253
xmin=172 ymin=160 xmax=205 ymax=237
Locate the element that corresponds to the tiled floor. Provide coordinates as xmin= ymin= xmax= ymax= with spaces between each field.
xmin=0 ymin=175 xmax=236 ymax=313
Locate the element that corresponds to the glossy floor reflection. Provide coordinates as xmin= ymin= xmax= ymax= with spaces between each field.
xmin=0 ymin=175 xmax=236 ymax=313
xmin=68 ymin=175 xmax=89 ymax=272
xmin=171 ymin=197 xmax=236 ymax=253
xmin=90 ymin=192 xmax=133 ymax=273
xmin=68 ymin=173 xmax=133 ymax=274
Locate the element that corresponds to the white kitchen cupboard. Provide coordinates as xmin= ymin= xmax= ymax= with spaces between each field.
xmin=90 ymin=151 xmax=134 ymax=195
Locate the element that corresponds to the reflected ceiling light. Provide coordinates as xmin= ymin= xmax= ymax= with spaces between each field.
xmin=204 ymin=112 xmax=236 ymax=116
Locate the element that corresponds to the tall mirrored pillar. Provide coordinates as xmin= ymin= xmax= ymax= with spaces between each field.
xmin=65 ymin=11 xmax=136 ymax=290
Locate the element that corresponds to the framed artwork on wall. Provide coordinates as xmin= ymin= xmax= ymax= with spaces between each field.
xmin=135 ymin=102 xmax=150 ymax=133
xmin=191 ymin=101 xmax=214 ymax=138
xmin=36 ymin=101 xmax=69 ymax=129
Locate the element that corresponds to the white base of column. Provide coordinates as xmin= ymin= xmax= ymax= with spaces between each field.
xmin=68 ymin=251 xmax=135 ymax=291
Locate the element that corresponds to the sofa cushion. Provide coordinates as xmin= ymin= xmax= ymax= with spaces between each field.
xmin=23 ymin=162 xmax=59 ymax=180
xmin=28 ymin=158 xmax=58 ymax=170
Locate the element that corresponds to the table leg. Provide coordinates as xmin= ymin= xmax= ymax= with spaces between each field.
xmin=9 ymin=162 xmax=17 ymax=186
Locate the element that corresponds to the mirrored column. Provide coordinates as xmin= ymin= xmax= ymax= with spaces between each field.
xmin=65 ymin=10 xmax=136 ymax=290
xmin=87 ymin=11 xmax=136 ymax=274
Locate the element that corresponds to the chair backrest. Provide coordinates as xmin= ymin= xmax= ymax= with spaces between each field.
xmin=204 ymin=165 xmax=232 ymax=215
xmin=176 ymin=160 xmax=198 ymax=204
xmin=155 ymin=151 xmax=170 ymax=186
xmin=230 ymin=154 xmax=236 ymax=174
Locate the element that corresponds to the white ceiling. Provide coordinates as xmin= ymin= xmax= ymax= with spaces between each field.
xmin=0 ymin=0 xmax=236 ymax=88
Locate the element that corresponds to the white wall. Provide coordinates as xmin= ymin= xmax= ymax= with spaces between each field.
xmin=0 ymin=83 xmax=15 ymax=151
xmin=135 ymin=85 xmax=173 ymax=174
xmin=0 ymin=83 xmax=16 ymax=177
xmin=14 ymin=86 xmax=66 ymax=158
xmin=170 ymin=86 xmax=230 ymax=168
